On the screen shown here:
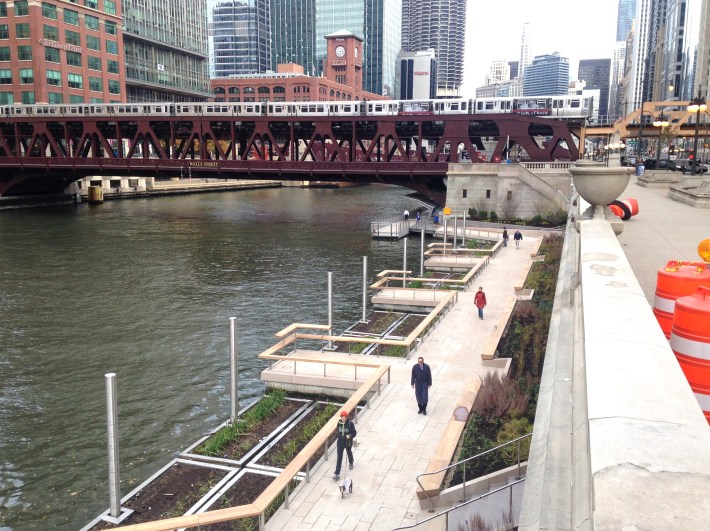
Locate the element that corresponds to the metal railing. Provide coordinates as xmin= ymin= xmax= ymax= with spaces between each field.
xmin=416 ymin=432 xmax=532 ymax=512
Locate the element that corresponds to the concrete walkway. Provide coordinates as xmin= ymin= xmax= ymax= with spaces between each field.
xmin=266 ymin=234 xmax=543 ymax=531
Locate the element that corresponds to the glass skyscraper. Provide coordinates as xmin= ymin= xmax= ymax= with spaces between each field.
xmin=122 ymin=0 xmax=211 ymax=101
xmin=523 ymin=53 xmax=570 ymax=96
xmin=271 ymin=0 xmax=317 ymax=74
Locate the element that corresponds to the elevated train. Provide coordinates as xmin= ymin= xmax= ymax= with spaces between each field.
xmin=0 ymin=95 xmax=591 ymax=120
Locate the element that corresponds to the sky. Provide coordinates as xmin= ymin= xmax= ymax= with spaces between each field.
xmin=461 ymin=0 xmax=622 ymax=96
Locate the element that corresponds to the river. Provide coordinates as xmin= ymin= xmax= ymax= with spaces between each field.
xmin=0 ymin=185 xmax=426 ymax=530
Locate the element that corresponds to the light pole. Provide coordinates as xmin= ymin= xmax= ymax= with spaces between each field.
xmin=653 ymin=113 xmax=669 ymax=165
xmin=688 ymin=87 xmax=707 ymax=175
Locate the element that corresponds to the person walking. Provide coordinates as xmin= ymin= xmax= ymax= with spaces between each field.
xmin=333 ymin=410 xmax=356 ymax=480
xmin=404 ymin=209 xmax=410 ymax=221
xmin=514 ymin=230 xmax=523 ymax=248
xmin=474 ymin=286 xmax=487 ymax=320
xmin=502 ymin=227 xmax=509 ymax=247
xmin=411 ymin=356 xmax=432 ymax=415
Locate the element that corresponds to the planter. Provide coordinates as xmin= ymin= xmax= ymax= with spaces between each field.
xmin=569 ymin=165 xmax=633 ymax=206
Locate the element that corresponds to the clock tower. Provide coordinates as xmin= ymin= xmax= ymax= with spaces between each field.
xmin=324 ymin=30 xmax=363 ymax=92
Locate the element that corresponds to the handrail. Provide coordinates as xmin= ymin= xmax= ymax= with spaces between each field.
xmin=416 ymin=432 xmax=532 ymax=512
xmin=392 ymin=478 xmax=526 ymax=530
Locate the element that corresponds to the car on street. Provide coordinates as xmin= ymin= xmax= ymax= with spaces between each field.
xmin=672 ymin=159 xmax=708 ymax=174
xmin=643 ymin=158 xmax=676 ymax=170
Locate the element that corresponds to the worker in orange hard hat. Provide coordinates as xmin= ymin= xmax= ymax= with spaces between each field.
xmin=333 ymin=410 xmax=357 ymax=480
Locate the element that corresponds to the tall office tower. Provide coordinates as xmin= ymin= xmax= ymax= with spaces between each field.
xmin=626 ymin=0 xmax=651 ymax=115
xmin=578 ymin=59 xmax=611 ymax=118
xmin=519 ymin=22 xmax=532 ymax=79
xmin=523 ymin=53 xmax=570 ymax=96
xmin=616 ymin=0 xmax=637 ymax=40
xmin=485 ymin=60 xmax=511 ymax=85
xmin=643 ymin=0 xmax=668 ymax=102
xmin=395 ymin=49 xmax=437 ymax=99
xmin=209 ymin=0 xmax=271 ymax=77
xmin=509 ymin=61 xmax=519 ymax=80
xmin=609 ymin=42 xmax=628 ymax=120
xmin=270 ymin=0 xmax=317 ymax=74
xmin=695 ymin=0 xmax=710 ymax=96
xmin=122 ymin=0 xmax=210 ymax=101
xmin=315 ymin=0 xmax=400 ymax=96
xmin=401 ymin=0 xmax=466 ymax=97
xmin=0 ymin=0 xmax=126 ymax=105
xmin=662 ymin=0 xmax=705 ymax=101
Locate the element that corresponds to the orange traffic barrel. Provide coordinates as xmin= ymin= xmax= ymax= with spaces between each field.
xmin=654 ymin=261 xmax=710 ymax=338
xmin=621 ymin=197 xmax=639 ymax=216
xmin=608 ymin=198 xmax=639 ymax=220
xmin=670 ymin=286 xmax=710 ymax=423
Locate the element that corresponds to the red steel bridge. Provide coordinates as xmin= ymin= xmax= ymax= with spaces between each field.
xmin=0 ymin=111 xmax=580 ymax=206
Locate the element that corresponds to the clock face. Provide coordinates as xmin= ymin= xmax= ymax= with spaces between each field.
xmin=335 ymin=45 xmax=346 ymax=58
xmin=354 ymin=47 xmax=358 ymax=58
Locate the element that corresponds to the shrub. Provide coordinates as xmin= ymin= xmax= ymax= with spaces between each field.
xmin=489 ymin=211 xmax=498 ymax=222
xmin=496 ymin=417 xmax=532 ymax=465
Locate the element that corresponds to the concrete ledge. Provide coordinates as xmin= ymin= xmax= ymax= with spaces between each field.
xmin=481 ymin=294 xmax=516 ymax=360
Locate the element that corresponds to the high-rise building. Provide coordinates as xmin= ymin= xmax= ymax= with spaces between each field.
xmin=578 ymin=59 xmax=611 ymax=119
xmin=209 ymin=0 xmax=271 ymax=77
xmin=485 ymin=60 xmax=510 ymax=86
xmin=626 ymin=0 xmax=651 ymax=114
xmin=523 ymin=53 xmax=570 ymax=96
xmin=122 ymin=0 xmax=211 ymax=101
xmin=509 ymin=61 xmax=519 ymax=80
xmin=519 ymin=22 xmax=532 ymax=79
xmin=0 ymin=0 xmax=126 ymax=105
xmin=616 ymin=0 xmax=637 ymax=40
xmin=270 ymin=0 xmax=317 ymax=74
xmin=609 ymin=42 xmax=628 ymax=120
xmin=401 ymin=0 xmax=465 ymax=97
xmin=395 ymin=50 xmax=436 ymax=99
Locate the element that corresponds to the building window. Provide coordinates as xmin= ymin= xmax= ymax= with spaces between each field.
xmin=15 ymin=0 xmax=29 ymax=16
xmin=0 ymin=91 xmax=13 ymax=104
xmin=0 ymin=47 xmax=9 ymax=61
xmin=45 ymin=47 xmax=60 ymax=63
xmin=85 ymin=14 xmax=99 ymax=31
xmin=86 ymin=35 xmax=100 ymax=50
xmin=243 ymin=86 xmax=254 ymax=94
xmin=18 ymin=45 xmax=31 ymax=60
xmin=42 ymin=2 xmax=58 ymax=19
xmin=228 ymin=87 xmax=239 ymax=94
xmin=213 ymin=87 xmax=225 ymax=95
xmin=68 ymin=73 xmax=83 ymax=89
xmin=48 ymin=92 xmax=63 ymax=104
xmin=87 ymin=56 xmax=101 ymax=70
xmin=104 ymin=20 xmax=116 ymax=35
xmin=104 ymin=0 xmax=116 ymax=15
xmin=108 ymin=79 xmax=120 ymax=94
xmin=507 ymin=190 xmax=513 ymax=200
xmin=107 ymin=59 xmax=118 ymax=74
xmin=66 ymin=51 xmax=81 ymax=67
xmin=89 ymin=76 xmax=102 ymax=91
xmin=462 ymin=189 xmax=467 ymax=198
xmin=69 ymin=95 xmax=83 ymax=103
xmin=228 ymin=97 xmax=240 ymax=102
xmin=15 ymin=23 xmax=30 ymax=39
xmin=330 ymin=89 xmax=334 ymax=97
xmin=0 ymin=3 xmax=6 ymax=17
xmin=46 ymin=69 xmax=61 ymax=86
xmin=84 ymin=0 xmax=98 ymax=9
xmin=258 ymin=86 xmax=269 ymax=94
xmin=64 ymin=9 xmax=79 ymax=25
xmin=273 ymin=86 xmax=285 ymax=94
xmin=21 ymin=91 xmax=35 ymax=104
xmin=336 ymin=75 xmax=345 ymax=84
xmin=486 ymin=189 xmax=491 ymax=199
xmin=65 ymin=30 xmax=81 ymax=46
xmin=19 ymin=68 xmax=33 ymax=83
xmin=89 ymin=97 xmax=103 ymax=103
xmin=0 ymin=68 xmax=11 ymax=84
xmin=43 ymin=25 xmax=58 ymax=40
xmin=0 ymin=25 xmax=7 ymax=40
xmin=106 ymin=40 xmax=118 ymax=55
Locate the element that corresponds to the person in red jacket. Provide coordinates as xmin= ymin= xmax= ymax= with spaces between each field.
xmin=474 ymin=286 xmax=487 ymax=320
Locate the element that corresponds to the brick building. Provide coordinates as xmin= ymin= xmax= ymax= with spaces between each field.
xmin=0 ymin=0 xmax=126 ymax=104
xmin=211 ymin=31 xmax=382 ymax=102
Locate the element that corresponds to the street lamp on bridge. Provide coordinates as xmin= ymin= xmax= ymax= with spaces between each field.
xmin=653 ymin=113 xmax=669 ymax=163
xmin=687 ymin=87 xmax=707 ymax=175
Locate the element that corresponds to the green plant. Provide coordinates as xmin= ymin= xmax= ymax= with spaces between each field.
xmin=381 ymin=345 xmax=407 ymax=357
xmin=489 ymin=211 xmax=498 ymax=222
xmin=408 ymin=280 xmax=423 ymax=289
xmin=496 ymin=417 xmax=532 ymax=465
xmin=271 ymin=403 xmax=338 ymax=466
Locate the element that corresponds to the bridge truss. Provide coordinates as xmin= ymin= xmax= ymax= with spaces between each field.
xmin=0 ymin=112 xmax=580 ymax=205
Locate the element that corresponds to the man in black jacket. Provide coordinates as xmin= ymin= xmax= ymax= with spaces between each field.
xmin=411 ymin=357 xmax=433 ymax=415
xmin=333 ymin=410 xmax=357 ymax=480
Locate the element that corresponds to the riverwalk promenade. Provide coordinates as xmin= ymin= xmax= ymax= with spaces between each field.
xmin=265 ymin=234 xmax=542 ymax=530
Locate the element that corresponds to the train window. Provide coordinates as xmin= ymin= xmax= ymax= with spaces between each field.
xmin=485 ymin=102 xmax=494 ymax=110
xmin=344 ymin=105 xmax=351 ymax=113
xmin=375 ymin=104 xmax=383 ymax=112
xmin=462 ymin=101 xmax=467 ymax=111
xmin=570 ymin=100 xmax=580 ymax=108
xmin=273 ymin=105 xmax=283 ymax=113
xmin=477 ymin=101 xmax=483 ymax=111
xmin=451 ymin=103 xmax=459 ymax=111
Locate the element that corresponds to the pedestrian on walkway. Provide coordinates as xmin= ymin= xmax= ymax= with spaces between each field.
xmin=514 ymin=230 xmax=523 ymax=248
xmin=411 ymin=356 xmax=432 ymax=415
xmin=474 ymin=286 xmax=487 ymax=320
xmin=502 ymin=227 xmax=509 ymax=247
xmin=333 ymin=411 xmax=356 ymax=480
xmin=404 ymin=209 xmax=410 ymax=221
xmin=416 ymin=211 xmax=421 ymax=223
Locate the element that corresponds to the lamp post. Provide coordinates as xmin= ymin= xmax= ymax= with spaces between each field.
xmin=653 ymin=113 xmax=669 ymax=166
xmin=688 ymin=87 xmax=707 ymax=175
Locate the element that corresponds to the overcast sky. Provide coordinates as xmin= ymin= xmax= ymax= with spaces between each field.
xmin=461 ymin=0 xmax=621 ymax=96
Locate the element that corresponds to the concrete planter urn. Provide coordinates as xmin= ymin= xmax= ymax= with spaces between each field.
xmin=569 ymin=165 xmax=633 ymax=207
